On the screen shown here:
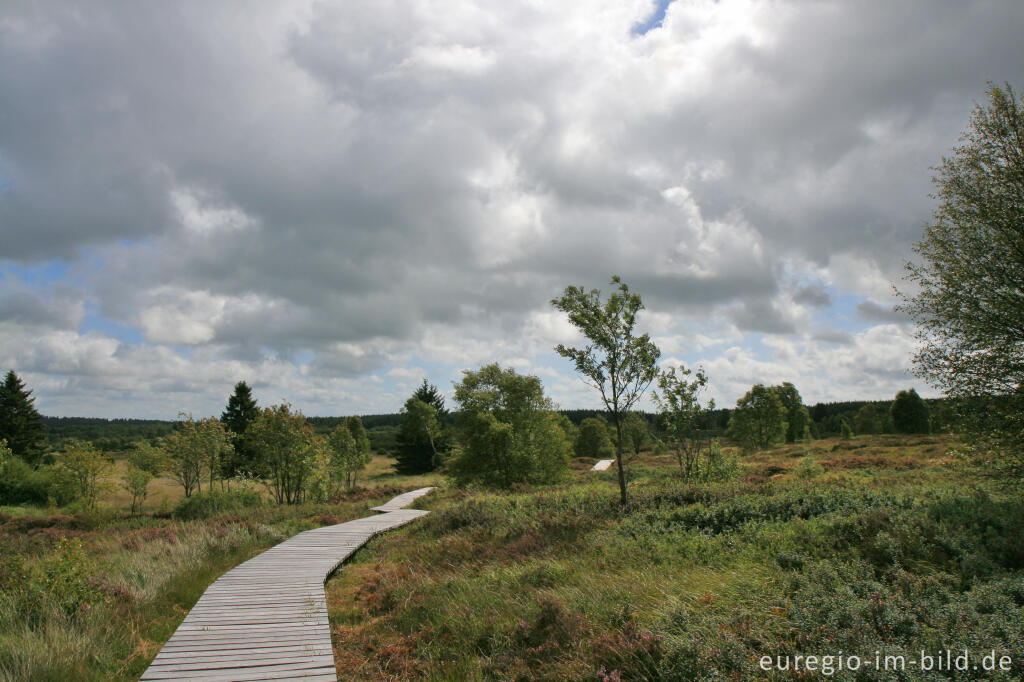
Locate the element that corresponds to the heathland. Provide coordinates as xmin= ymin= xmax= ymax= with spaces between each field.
xmin=2 ymin=430 xmax=1022 ymax=680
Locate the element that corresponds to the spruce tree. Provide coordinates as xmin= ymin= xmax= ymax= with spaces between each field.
xmin=0 ymin=370 xmax=48 ymax=468
xmin=220 ymin=381 xmax=259 ymax=476
xmin=394 ymin=379 xmax=449 ymax=473
xmin=412 ymin=378 xmax=448 ymax=418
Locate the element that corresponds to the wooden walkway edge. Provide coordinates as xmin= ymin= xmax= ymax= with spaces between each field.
xmin=140 ymin=487 xmax=436 ymax=681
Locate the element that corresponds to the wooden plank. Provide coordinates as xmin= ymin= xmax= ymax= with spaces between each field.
xmin=142 ymin=488 xmax=434 ymax=682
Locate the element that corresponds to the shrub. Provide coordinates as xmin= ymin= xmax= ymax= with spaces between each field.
xmin=0 ymin=451 xmax=51 ymax=505
xmin=172 ymin=488 xmax=263 ymax=520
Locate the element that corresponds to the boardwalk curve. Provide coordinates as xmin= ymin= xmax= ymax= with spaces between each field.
xmin=141 ymin=487 xmax=435 ymax=681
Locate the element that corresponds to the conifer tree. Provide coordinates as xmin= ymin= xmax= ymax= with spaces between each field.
xmin=394 ymin=379 xmax=449 ymax=473
xmin=221 ymin=381 xmax=259 ymax=476
xmin=0 ymin=370 xmax=48 ymax=468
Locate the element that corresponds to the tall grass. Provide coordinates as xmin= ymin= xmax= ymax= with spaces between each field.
xmin=0 ymin=484 xmax=425 ymax=681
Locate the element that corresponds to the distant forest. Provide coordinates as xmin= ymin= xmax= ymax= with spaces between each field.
xmin=41 ymin=396 xmax=952 ymax=454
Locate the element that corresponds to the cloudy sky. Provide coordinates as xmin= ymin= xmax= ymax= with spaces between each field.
xmin=1 ymin=0 xmax=1021 ymax=418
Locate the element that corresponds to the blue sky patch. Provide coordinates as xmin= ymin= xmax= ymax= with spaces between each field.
xmin=632 ymin=0 xmax=674 ymax=35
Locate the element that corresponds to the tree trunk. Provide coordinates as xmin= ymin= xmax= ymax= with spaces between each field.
xmin=613 ymin=416 xmax=627 ymax=505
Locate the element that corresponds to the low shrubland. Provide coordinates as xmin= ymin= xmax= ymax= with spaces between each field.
xmin=326 ymin=435 xmax=1024 ymax=680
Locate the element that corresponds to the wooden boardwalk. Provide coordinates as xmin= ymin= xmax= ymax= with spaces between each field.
xmin=141 ymin=487 xmax=435 ymax=681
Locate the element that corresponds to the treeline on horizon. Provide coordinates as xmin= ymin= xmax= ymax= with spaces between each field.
xmin=41 ymin=394 xmax=954 ymax=452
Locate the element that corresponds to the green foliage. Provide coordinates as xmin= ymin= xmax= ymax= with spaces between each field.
xmin=727 ymin=384 xmax=787 ymax=450
xmin=854 ymin=403 xmax=883 ymax=435
xmin=326 ymin=423 xmax=360 ymax=492
xmin=413 ymin=378 xmax=449 ymax=418
xmin=58 ymin=439 xmax=110 ymax=510
xmin=574 ymin=417 xmax=614 ymax=460
xmin=795 ymin=452 xmax=824 ymax=480
xmin=172 ymin=487 xmax=263 ymax=520
xmin=448 ymin=364 xmax=570 ymax=488
xmin=127 ymin=441 xmax=165 ymax=476
xmin=0 ymin=439 xmax=61 ymax=505
xmin=772 ymin=382 xmax=811 ymax=443
xmin=343 ymin=415 xmax=373 ymax=485
xmin=840 ymin=418 xmax=853 ymax=440
xmin=246 ymin=404 xmax=322 ymax=504
xmin=162 ymin=415 xmax=234 ymax=497
xmin=220 ymin=381 xmax=260 ymax=477
xmin=899 ymin=83 xmax=1024 ymax=465
xmin=652 ymin=365 xmax=714 ymax=479
xmin=620 ymin=412 xmax=649 ymax=458
xmin=891 ymin=388 xmax=931 ymax=434
xmin=395 ymin=397 xmax=441 ymax=474
xmin=122 ymin=466 xmax=153 ymax=515
xmin=552 ymin=276 xmax=661 ymax=504
xmin=394 ymin=381 xmax=448 ymax=474
xmin=335 ymin=438 xmax=1024 ymax=680
xmin=0 ymin=370 xmax=48 ymax=468
xmin=41 ymin=416 xmax=173 ymax=447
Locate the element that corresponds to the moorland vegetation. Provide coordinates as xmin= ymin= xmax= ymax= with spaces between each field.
xmin=0 ymin=83 xmax=1021 ymax=680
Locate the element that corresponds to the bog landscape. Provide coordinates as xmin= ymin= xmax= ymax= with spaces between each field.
xmin=2 ymin=2 xmax=1023 ymax=681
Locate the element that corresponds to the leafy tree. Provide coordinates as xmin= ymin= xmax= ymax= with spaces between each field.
xmin=246 ymin=404 xmax=322 ymax=504
xmin=891 ymin=388 xmax=931 ymax=434
xmin=122 ymin=466 xmax=152 ymax=515
xmin=620 ymin=413 xmax=649 ymax=459
xmin=121 ymin=441 xmax=163 ymax=515
xmin=854 ymin=404 xmax=883 ymax=435
xmin=727 ymin=384 xmax=787 ymax=450
xmin=652 ymin=365 xmax=714 ymax=480
xmin=552 ymin=276 xmax=661 ymax=504
xmin=59 ymin=439 xmax=110 ymax=509
xmin=221 ymin=381 xmax=260 ymax=477
xmin=0 ymin=370 xmax=48 ymax=468
xmin=128 ymin=441 xmax=165 ymax=476
xmin=343 ymin=415 xmax=372 ymax=485
xmin=395 ymin=397 xmax=441 ymax=474
xmin=163 ymin=414 xmax=233 ymax=497
xmin=448 ymin=364 xmax=570 ymax=488
xmin=841 ymin=418 xmax=854 ymax=440
xmin=326 ymin=424 xmax=359 ymax=494
xmin=898 ymin=83 xmax=1024 ymax=465
xmin=574 ymin=417 xmax=614 ymax=460
xmin=771 ymin=382 xmax=811 ymax=443
xmin=551 ymin=413 xmax=578 ymax=446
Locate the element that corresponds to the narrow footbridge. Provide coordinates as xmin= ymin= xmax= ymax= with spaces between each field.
xmin=141 ymin=487 xmax=435 ymax=681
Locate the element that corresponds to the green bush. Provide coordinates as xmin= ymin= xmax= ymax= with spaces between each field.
xmin=172 ymin=488 xmax=263 ymax=520
xmin=0 ymin=455 xmax=78 ymax=506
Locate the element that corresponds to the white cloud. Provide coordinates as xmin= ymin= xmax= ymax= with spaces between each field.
xmin=2 ymin=0 xmax=1020 ymax=415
